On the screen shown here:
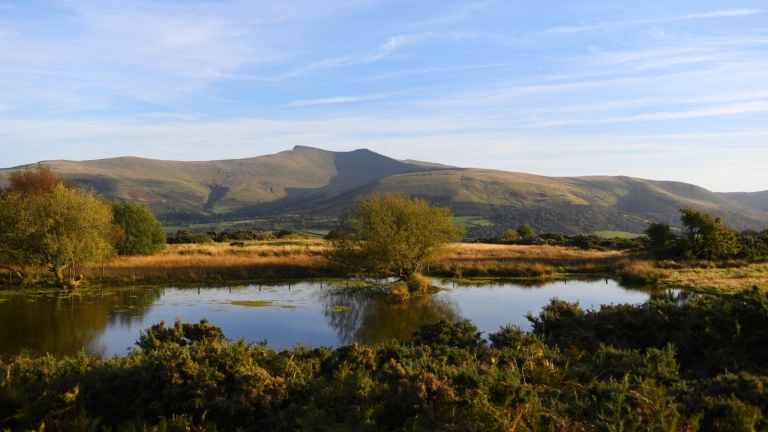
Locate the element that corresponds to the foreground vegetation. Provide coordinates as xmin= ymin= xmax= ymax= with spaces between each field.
xmin=2 ymin=287 xmax=767 ymax=431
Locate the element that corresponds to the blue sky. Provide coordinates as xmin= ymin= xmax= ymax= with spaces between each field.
xmin=0 ymin=0 xmax=766 ymax=192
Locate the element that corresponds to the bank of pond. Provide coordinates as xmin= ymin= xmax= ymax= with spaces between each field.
xmin=1 ymin=280 xmax=767 ymax=430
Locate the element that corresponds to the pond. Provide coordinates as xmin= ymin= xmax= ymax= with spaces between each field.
xmin=0 ymin=279 xmax=683 ymax=359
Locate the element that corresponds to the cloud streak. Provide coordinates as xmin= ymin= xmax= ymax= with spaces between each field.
xmin=284 ymin=95 xmax=386 ymax=107
xmin=543 ymin=9 xmax=762 ymax=35
xmin=678 ymin=9 xmax=761 ymax=20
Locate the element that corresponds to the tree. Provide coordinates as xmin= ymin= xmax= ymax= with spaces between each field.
xmin=6 ymin=163 xmax=76 ymax=195
xmin=678 ymin=207 xmax=739 ymax=260
xmin=326 ymin=193 xmax=465 ymax=279
xmin=644 ymin=221 xmax=679 ymax=259
xmin=501 ymin=228 xmax=519 ymax=241
xmin=0 ymin=183 xmax=116 ymax=284
xmin=737 ymin=235 xmax=768 ymax=260
xmin=516 ymin=223 xmax=535 ymax=237
xmin=111 ymin=201 xmax=166 ymax=256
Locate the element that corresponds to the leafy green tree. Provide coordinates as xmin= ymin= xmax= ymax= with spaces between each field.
xmin=644 ymin=221 xmax=679 ymax=259
xmin=501 ymin=228 xmax=519 ymax=241
xmin=2 ymin=185 xmax=117 ymax=283
xmin=111 ymin=201 xmax=166 ymax=256
xmin=0 ymin=166 xmax=117 ymax=284
xmin=516 ymin=223 xmax=535 ymax=237
xmin=737 ymin=235 xmax=768 ymax=260
xmin=678 ymin=207 xmax=740 ymax=260
xmin=326 ymin=193 xmax=465 ymax=279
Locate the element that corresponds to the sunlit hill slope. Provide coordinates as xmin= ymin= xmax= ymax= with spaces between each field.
xmin=1 ymin=146 xmax=766 ymax=234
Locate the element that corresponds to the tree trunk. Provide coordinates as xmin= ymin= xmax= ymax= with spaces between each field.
xmin=53 ymin=266 xmax=65 ymax=285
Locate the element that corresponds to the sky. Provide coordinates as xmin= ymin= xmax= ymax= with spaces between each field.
xmin=0 ymin=0 xmax=766 ymax=192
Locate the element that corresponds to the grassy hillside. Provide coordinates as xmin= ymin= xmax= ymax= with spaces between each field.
xmin=2 ymin=147 xmax=766 ymax=234
xmin=328 ymin=169 xmax=768 ymax=234
xmin=721 ymin=190 xmax=768 ymax=213
xmin=0 ymin=146 xmax=426 ymax=220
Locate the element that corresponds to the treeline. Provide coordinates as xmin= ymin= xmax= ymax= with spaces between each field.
xmin=476 ymin=223 xmax=645 ymax=251
xmin=470 ymin=205 xmax=652 ymax=238
xmin=167 ymin=228 xmax=310 ymax=244
xmin=646 ymin=207 xmax=768 ymax=260
xmin=477 ymin=207 xmax=768 ymax=260
xmin=2 ymin=287 xmax=767 ymax=430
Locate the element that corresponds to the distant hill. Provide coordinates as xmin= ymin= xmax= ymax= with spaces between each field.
xmin=720 ymin=191 xmax=768 ymax=213
xmin=0 ymin=146 xmax=430 ymax=220
xmin=2 ymin=146 xmax=767 ymax=234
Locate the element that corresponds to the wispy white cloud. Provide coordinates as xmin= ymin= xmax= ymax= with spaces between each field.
xmin=284 ymin=94 xmax=386 ymax=107
xmin=678 ymin=9 xmax=761 ymax=20
xmin=543 ymin=9 xmax=762 ymax=35
xmin=0 ymin=0 xmax=389 ymax=109
xmin=538 ymin=101 xmax=768 ymax=127
xmin=284 ymin=34 xmax=422 ymax=77
xmin=364 ymin=62 xmax=511 ymax=81
xmin=544 ymin=22 xmax=630 ymax=34
xmin=285 ymin=32 xmax=473 ymax=77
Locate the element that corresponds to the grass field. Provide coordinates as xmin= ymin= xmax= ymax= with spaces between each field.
xmin=301 ymin=229 xmax=330 ymax=238
xmin=163 ymin=219 xmax=268 ymax=234
xmin=593 ymin=230 xmax=643 ymax=239
xmin=454 ymin=216 xmax=495 ymax=227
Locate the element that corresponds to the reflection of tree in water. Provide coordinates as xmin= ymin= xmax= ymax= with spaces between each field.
xmin=616 ymin=281 xmax=695 ymax=303
xmin=0 ymin=287 xmax=160 ymax=358
xmin=444 ymin=276 xmax=612 ymax=289
xmin=317 ymin=288 xmax=461 ymax=345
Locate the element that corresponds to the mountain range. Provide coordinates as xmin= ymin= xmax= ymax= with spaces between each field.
xmin=1 ymin=146 xmax=766 ymax=235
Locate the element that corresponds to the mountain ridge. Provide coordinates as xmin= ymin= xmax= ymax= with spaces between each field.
xmin=1 ymin=146 xmax=766 ymax=234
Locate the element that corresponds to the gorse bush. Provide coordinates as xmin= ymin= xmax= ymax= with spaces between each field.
xmin=2 ymin=287 xmax=768 ymax=430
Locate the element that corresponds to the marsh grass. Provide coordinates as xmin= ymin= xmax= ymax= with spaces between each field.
xmin=4 ymin=242 xmax=764 ymax=295
xmin=77 ymin=241 xmax=331 ymax=283
xmin=431 ymin=244 xmax=624 ymax=279
xmin=231 ymin=300 xmax=274 ymax=307
xmin=616 ymin=260 xmax=670 ymax=285
xmin=661 ymin=263 xmax=768 ymax=294
xmin=406 ymin=273 xmax=432 ymax=292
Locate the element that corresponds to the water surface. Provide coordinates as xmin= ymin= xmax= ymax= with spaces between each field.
xmin=0 ymin=279 xmax=680 ymax=358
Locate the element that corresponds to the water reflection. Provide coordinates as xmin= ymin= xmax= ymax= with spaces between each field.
xmin=317 ymin=288 xmax=460 ymax=345
xmin=0 ymin=279 xmax=683 ymax=358
xmin=0 ymin=288 xmax=160 ymax=358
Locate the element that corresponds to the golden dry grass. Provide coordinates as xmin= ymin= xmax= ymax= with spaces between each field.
xmin=80 ymin=240 xmax=329 ymax=281
xmin=78 ymin=242 xmax=627 ymax=282
xmin=18 ymin=240 xmax=764 ymax=294
xmin=615 ymin=260 xmax=670 ymax=285
xmin=445 ymin=243 xmax=625 ymax=263
xmin=432 ymin=244 xmax=627 ymax=278
xmin=660 ymin=263 xmax=768 ymax=294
